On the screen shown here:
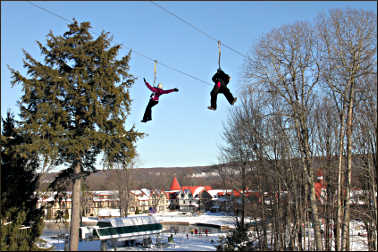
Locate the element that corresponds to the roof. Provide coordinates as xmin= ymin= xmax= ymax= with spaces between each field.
xmin=99 ymin=216 xmax=159 ymax=227
xmin=140 ymin=188 xmax=151 ymax=197
xmin=207 ymin=189 xmax=232 ymax=197
xmin=94 ymin=216 xmax=162 ymax=240
xmin=165 ymin=190 xmax=180 ymax=193
xmin=169 ymin=177 xmax=181 ymax=191
xmin=98 ymin=208 xmax=120 ymax=217
xmin=181 ymin=185 xmax=213 ymax=196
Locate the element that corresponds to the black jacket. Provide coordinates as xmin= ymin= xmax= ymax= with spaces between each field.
xmin=212 ymin=69 xmax=230 ymax=85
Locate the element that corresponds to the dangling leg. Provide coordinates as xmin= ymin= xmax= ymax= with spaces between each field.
xmin=221 ymin=86 xmax=237 ymax=105
xmin=148 ymin=100 xmax=158 ymax=121
xmin=142 ymin=100 xmax=152 ymax=122
xmin=209 ymin=84 xmax=220 ymax=110
xmin=142 ymin=99 xmax=158 ymax=122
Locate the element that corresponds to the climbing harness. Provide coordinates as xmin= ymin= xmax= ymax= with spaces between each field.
xmin=150 ymin=60 xmax=159 ymax=99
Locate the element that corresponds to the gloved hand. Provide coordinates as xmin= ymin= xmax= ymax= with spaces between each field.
xmin=174 ymin=88 xmax=179 ymax=92
xmin=143 ymin=78 xmax=147 ymax=83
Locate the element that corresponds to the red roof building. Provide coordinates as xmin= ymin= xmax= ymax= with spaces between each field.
xmin=169 ymin=177 xmax=181 ymax=191
xmin=168 ymin=177 xmax=212 ymax=194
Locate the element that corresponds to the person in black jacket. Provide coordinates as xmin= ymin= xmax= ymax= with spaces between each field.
xmin=208 ymin=68 xmax=237 ymax=110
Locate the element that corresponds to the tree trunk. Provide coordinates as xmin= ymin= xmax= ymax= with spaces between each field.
xmin=69 ymin=161 xmax=81 ymax=251
xmin=370 ymin=153 xmax=378 ymax=251
xmin=298 ymin=177 xmax=304 ymax=251
xmin=374 ymin=125 xmax=378 ymax=251
xmin=336 ymin=111 xmax=346 ymax=251
xmin=308 ymin=173 xmax=323 ymax=251
xmin=342 ymin=85 xmax=355 ymax=251
xmin=296 ymin=119 xmax=324 ymax=250
xmin=241 ymin=164 xmax=246 ymax=229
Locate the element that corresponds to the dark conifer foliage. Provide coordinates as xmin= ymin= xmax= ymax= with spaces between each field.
xmin=8 ymin=19 xmax=143 ymax=170
xmin=0 ymin=112 xmax=44 ymax=250
xmin=7 ymin=19 xmax=143 ymax=249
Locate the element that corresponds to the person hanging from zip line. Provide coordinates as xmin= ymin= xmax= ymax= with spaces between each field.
xmin=141 ymin=78 xmax=179 ymax=123
xmin=208 ymin=68 xmax=237 ymax=111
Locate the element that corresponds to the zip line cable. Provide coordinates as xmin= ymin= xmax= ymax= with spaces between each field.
xmin=28 ymin=1 xmax=71 ymax=23
xmin=125 ymin=47 xmax=212 ymax=87
xmin=150 ymin=1 xmax=248 ymax=59
xmin=27 ymin=1 xmax=212 ymax=87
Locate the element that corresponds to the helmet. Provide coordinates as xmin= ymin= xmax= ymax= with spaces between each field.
xmin=157 ymin=83 xmax=163 ymax=89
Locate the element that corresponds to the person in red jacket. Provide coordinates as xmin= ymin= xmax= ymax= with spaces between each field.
xmin=141 ymin=78 xmax=179 ymax=123
xmin=208 ymin=68 xmax=237 ymax=110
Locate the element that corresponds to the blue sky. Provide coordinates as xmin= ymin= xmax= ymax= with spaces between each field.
xmin=1 ymin=1 xmax=376 ymax=169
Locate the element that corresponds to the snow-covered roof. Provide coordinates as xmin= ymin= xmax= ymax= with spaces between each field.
xmin=98 ymin=208 xmax=120 ymax=217
xmin=165 ymin=190 xmax=180 ymax=193
xmin=207 ymin=189 xmax=232 ymax=197
xmin=192 ymin=186 xmax=205 ymax=197
xmin=93 ymin=197 xmax=118 ymax=202
xmin=140 ymin=188 xmax=151 ymax=197
xmin=94 ymin=216 xmax=162 ymax=240
xmin=100 ymin=215 xmax=160 ymax=227
xmin=93 ymin=190 xmax=116 ymax=195
xmin=130 ymin=190 xmax=142 ymax=195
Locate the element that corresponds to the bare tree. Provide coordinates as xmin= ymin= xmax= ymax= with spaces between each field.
xmin=218 ymin=91 xmax=263 ymax=249
xmin=81 ymin=190 xmax=94 ymax=217
xmin=313 ymin=97 xmax=340 ymax=251
xmin=244 ymin=20 xmax=324 ymax=250
xmin=353 ymin=73 xmax=377 ymax=250
xmin=219 ymin=86 xmax=301 ymax=249
xmin=107 ymin=159 xmax=137 ymax=217
xmin=220 ymin=97 xmax=257 ymax=227
xmin=316 ymin=8 xmax=377 ymax=250
xmin=149 ymin=189 xmax=166 ymax=213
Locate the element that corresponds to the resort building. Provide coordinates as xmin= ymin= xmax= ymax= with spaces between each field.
xmin=36 ymin=189 xmax=169 ymax=221
xmin=166 ymin=177 xmax=214 ymax=212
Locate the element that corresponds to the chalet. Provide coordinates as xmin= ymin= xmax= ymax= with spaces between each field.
xmin=36 ymin=189 xmax=169 ymax=221
xmin=166 ymin=177 xmax=213 ymax=212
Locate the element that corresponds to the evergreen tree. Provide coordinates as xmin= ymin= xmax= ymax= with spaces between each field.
xmin=8 ymin=20 xmax=143 ymax=250
xmin=0 ymin=112 xmax=44 ymax=250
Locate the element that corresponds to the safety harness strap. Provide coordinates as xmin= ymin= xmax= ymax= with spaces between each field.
xmin=218 ymin=40 xmax=221 ymax=69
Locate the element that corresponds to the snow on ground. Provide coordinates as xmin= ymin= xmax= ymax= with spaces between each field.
xmin=154 ymin=211 xmax=237 ymax=228
xmin=40 ymin=212 xmax=369 ymax=251
xmin=82 ymin=216 xmax=100 ymax=223
xmin=110 ymin=233 xmax=219 ymax=251
xmin=41 ymin=231 xmax=221 ymax=251
xmin=43 ymin=236 xmax=102 ymax=251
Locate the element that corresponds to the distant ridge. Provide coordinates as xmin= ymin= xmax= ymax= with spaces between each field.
xmin=38 ymin=164 xmax=222 ymax=191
